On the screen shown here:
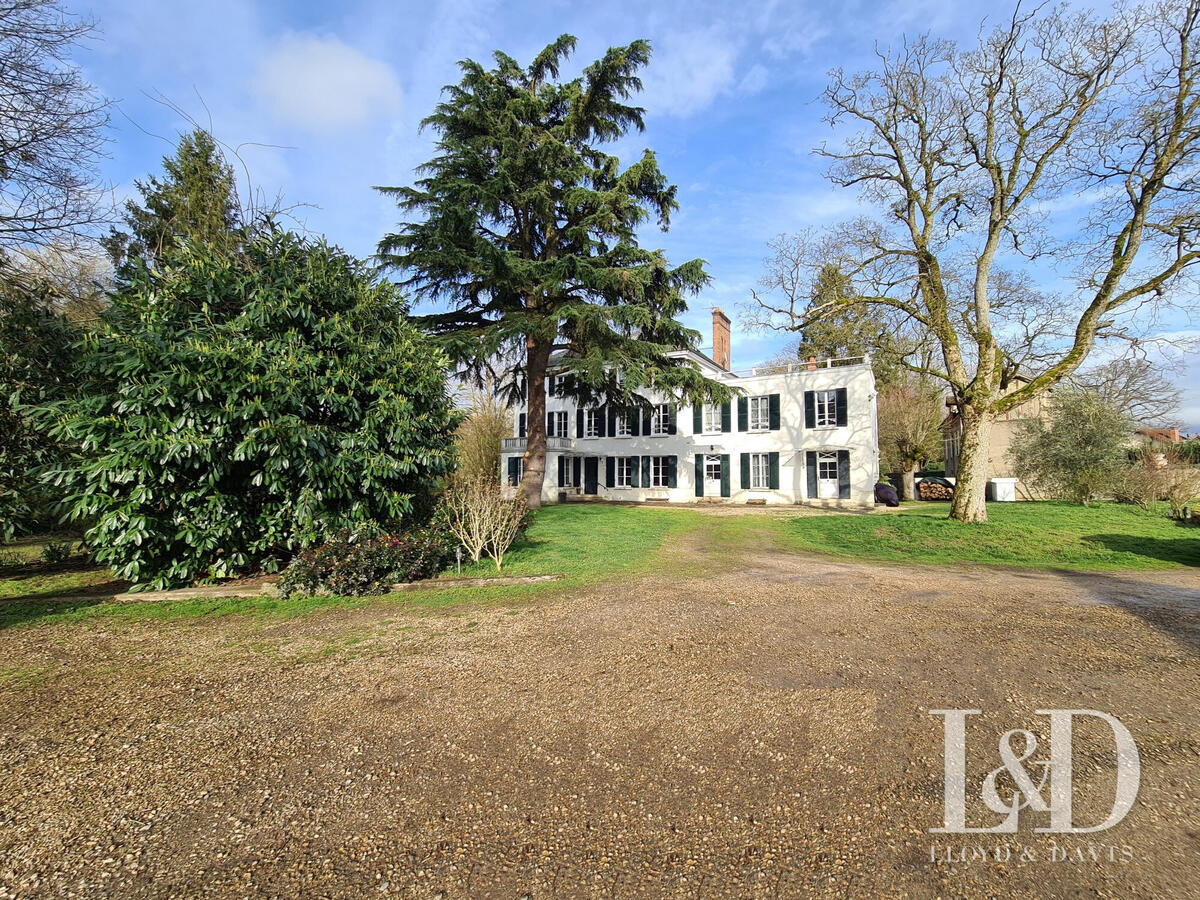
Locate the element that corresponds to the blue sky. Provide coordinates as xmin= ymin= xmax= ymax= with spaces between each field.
xmin=75 ymin=0 xmax=1198 ymax=428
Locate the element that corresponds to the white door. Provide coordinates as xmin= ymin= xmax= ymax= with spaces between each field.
xmin=817 ymin=451 xmax=840 ymax=500
xmin=704 ymin=455 xmax=723 ymax=496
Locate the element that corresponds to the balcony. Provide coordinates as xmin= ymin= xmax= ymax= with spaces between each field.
xmin=502 ymin=436 xmax=572 ymax=453
xmin=731 ymin=355 xmax=871 ymax=378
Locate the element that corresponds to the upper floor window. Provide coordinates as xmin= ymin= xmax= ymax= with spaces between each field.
xmin=614 ymin=412 xmax=631 ymax=437
xmin=650 ymin=403 xmax=672 ymax=436
xmin=550 ymin=373 xmax=568 ymax=396
xmin=701 ymin=403 xmax=721 ymax=434
xmin=548 ymin=410 xmax=568 ymax=437
xmin=584 ymin=408 xmax=601 ymax=438
xmin=815 ymin=390 xmax=838 ymax=427
xmin=748 ymin=396 xmax=770 ymax=432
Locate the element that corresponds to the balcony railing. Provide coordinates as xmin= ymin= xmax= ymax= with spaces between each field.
xmin=732 ymin=355 xmax=870 ymax=378
xmin=502 ymin=436 xmax=572 ymax=452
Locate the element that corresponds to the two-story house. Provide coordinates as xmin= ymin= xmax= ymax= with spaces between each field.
xmin=502 ymin=310 xmax=880 ymax=506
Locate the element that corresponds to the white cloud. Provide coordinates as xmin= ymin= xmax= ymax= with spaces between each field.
xmin=641 ymin=27 xmax=742 ymax=117
xmin=254 ymin=33 xmax=402 ymax=132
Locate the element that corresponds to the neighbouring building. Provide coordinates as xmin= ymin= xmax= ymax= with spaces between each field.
xmin=501 ymin=310 xmax=880 ymax=506
xmin=941 ymin=376 xmax=1052 ymax=499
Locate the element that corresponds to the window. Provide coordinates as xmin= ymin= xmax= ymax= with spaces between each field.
xmin=584 ymin=409 xmax=601 ymax=438
xmin=749 ymin=453 xmax=771 ymax=489
xmin=508 ymin=457 xmax=524 ymax=485
xmin=818 ymin=451 xmax=839 ymax=481
xmin=549 ymin=410 xmax=568 ymax=437
xmin=650 ymin=403 xmax=671 ymax=436
xmin=701 ymin=403 xmax=721 ymax=434
xmin=748 ymin=396 xmax=770 ymax=431
xmin=614 ymin=412 xmax=631 ymax=437
xmin=815 ymin=390 xmax=838 ymax=427
xmin=650 ymin=455 xmax=670 ymax=487
xmin=561 ymin=457 xmax=577 ymax=487
xmin=615 ymin=457 xmax=633 ymax=487
xmin=550 ymin=373 xmax=569 ymax=396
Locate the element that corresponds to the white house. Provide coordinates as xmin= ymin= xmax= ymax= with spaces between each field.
xmin=502 ymin=310 xmax=880 ymax=506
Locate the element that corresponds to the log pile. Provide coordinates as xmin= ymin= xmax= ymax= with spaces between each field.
xmin=918 ymin=480 xmax=954 ymax=501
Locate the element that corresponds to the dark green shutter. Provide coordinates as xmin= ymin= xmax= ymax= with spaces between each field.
xmin=804 ymin=391 xmax=815 ymax=428
xmin=806 ymin=451 xmax=818 ymax=498
xmin=667 ymin=456 xmax=677 ymax=488
xmin=629 ymin=407 xmax=640 ymax=436
xmin=547 ymin=412 xmax=555 ymax=437
xmin=693 ymin=404 xmax=703 ymax=434
xmin=572 ymin=456 xmax=581 ymax=487
xmin=720 ymin=455 xmax=731 ymax=497
xmin=838 ymin=450 xmax=851 ymax=499
xmin=606 ymin=456 xmax=615 ymax=486
xmin=641 ymin=455 xmax=651 ymax=488
xmin=508 ymin=457 xmax=519 ymax=486
xmin=737 ymin=397 xmax=748 ymax=431
xmin=721 ymin=401 xmax=731 ymax=433
xmin=836 ymin=388 xmax=848 ymax=427
xmin=667 ymin=405 xmax=677 ymax=435
xmin=642 ymin=407 xmax=652 ymax=435
xmin=597 ymin=406 xmax=607 ymax=437
xmin=629 ymin=455 xmax=639 ymax=486
xmin=518 ymin=413 xmax=526 ymax=437
xmin=557 ymin=456 xmax=565 ymax=488
xmin=576 ymin=409 xmax=584 ymax=438
xmin=607 ymin=407 xmax=617 ymax=435
xmin=740 ymin=453 xmax=751 ymax=490
xmin=694 ymin=455 xmax=704 ymax=497
xmin=769 ymin=451 xmax=780 ymax=490
xmin=768 ymin=394 xmax=781 ymax=430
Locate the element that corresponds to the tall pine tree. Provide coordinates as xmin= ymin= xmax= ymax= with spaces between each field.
xmin=103 ymin=129 xmax=241 ymax=280
xmin=377 ymin=36 xmax=727 ymax=506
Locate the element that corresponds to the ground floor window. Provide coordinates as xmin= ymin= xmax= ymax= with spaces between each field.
xmin=704 ymin=455 xmax=722 ymax=482
xmin=615 ymin=457 xmax=633 ymax=487
xmin=507 ymin=457 xmax=524 ymax=486
xmin=650 ymin=455 xmax=670 ymax=487
xmin=749 ymin=453 xmax=770 ymax=489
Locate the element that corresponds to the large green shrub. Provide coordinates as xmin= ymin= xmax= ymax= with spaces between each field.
xmin=42 ymin=229 xmax=458 ymax=588
xmin=0 ymin=275 xmax=81 ymax=540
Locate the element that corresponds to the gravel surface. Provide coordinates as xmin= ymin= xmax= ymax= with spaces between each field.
xmin=1 ymin=526 xmax=1197 ymax=898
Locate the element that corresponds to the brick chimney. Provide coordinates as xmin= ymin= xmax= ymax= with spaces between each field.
xmin=712 ymin=307 xmax=731 ymax=370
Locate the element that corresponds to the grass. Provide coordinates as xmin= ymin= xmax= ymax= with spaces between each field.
xmin=2 ymin=501 xmax=1194 ymax=631
xmin=0 ymin=504 xmax=703 ymax=630
xmin=765 ymin=501 xmax=1200 ymax=571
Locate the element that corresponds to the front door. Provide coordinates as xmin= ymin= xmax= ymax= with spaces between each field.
xmin=817 ymin=451 xmax=840 ymax=500
xmin=704 ymin=455 xmax=723 ymax=497
xmin=584 ymin=457 xmax=599 ymax=495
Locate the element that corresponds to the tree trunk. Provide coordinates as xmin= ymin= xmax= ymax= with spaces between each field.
xmin=901 ymin=461 xmax=918 ymax=501
xmin=520 ymin=337 xmax=552 ymax=509
xmin=949 ymin=406 xmax=993 ymax=523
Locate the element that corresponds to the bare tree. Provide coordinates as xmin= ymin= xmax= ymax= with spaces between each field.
xmin=442 ymin=475 xmax=527 ymax=570
xmin=0 ymin=0 xmax=109 ymax=251
xmin=878 ymin=377 xmax=945 ymax=499
xmin=1071 ymin=356 xmax=1182 ymax=425
xmin=749 ymin=2 xmax=1200 ymax=522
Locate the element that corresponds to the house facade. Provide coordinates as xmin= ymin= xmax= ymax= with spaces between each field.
xmin=501 ymin=310 xmax=880 ymax=507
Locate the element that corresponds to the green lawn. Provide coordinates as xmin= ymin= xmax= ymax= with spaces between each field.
xmin=2 ymin=501 xmax=1194 ymax=630
xmin=0 ymin=504 xmax=702 ymax=630
xmin=764 ymin=501 xmax=1200 ymax=571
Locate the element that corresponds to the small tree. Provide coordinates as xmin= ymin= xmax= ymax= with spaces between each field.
xmin=878 ymin=377 xmax=945 ymax=499
xmin=1011 ymin=389 xmax=1132 ymax=505
xmin=40 ymin=228 xmax=458 ymax=588
xmin=442 ymin=475 xmax=527 ymax=569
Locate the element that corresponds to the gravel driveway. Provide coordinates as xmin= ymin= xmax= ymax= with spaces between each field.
xmin=1 ymin=524 xmax=1197 ymax=898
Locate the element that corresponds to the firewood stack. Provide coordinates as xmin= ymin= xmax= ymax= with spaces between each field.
xmin=918 ymin=480 xmax=954 ymax=501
